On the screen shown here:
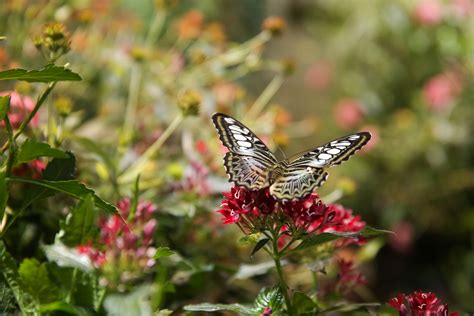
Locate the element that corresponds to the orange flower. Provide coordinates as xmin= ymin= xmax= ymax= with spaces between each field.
xmin=262 ymin=16 xmax=286 ymax=35
xmin=178 ymin=10 xmax=204 ymax=39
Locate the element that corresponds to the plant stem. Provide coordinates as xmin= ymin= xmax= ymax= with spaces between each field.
xmin=272 ymin=231 xmax=293 ymax=315
xmin=119 ymin=113 xmax=184 ymax=183
xmin=119 ymin=63 xmax=142 ymax=152
xmin=246 ymin=74 xmax=284 ymax=119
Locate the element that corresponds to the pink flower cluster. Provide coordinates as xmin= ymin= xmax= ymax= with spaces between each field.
xmin=389 ymin=291 xmax=458 ymax=316
xmin=0 ymin=91 xmax=38 ymax=129
xmin=217 ymin=186 xmax=366 ymax=246
xmin=413 ymin=0 xmax=473 ymax=26
xmin=423 ymin=70 xmax=463 ymax=111
xmin=76 ymin=198 xmax=158 ymax=283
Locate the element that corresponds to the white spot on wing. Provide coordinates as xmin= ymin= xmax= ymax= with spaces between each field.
xmin=224 ymin=117 xmax=235 ymax=123
xmin=349 ymin=135 xmax=360 ymax=140
xmin=233 ymin=134 xmax=247 ymax=141
xmin=237 ymin=141 xmax=252 ymax=147
xmin=318 ymin=153 xmax=332 ymax=160
xmin=335 ymin=141 xmax=351 ymax=146
xmin=327 ymin=148 xmax=340 ymax=154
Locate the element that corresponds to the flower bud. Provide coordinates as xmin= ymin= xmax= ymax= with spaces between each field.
xmin=262 ymin=16 xmax=286 ymax=36
xmin=35 ymin=22 xmax=71 ymax=59
xmin=177 ymin=89 xmax=202 ymax=116
xmin=54 ymin=96 xmax=72 ymax=117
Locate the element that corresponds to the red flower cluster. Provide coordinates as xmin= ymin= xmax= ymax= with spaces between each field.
xmin=0 ymin=91 xmax=38 ymax=129
xmin=12 ymin=159 xmax=46 ymax=179
xmin=388 ymin=291 xmax=458 ymax=316
xmin=76 ymin=198 xmax=158 ymax=285
xmin=217 ymin=187 xmax=365 ymax=246
xmin=337 ymin=259 xmax=367 ymax=289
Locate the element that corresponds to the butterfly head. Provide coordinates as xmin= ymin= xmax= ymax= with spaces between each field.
xmin=267 ymin=164 xmax=284 ymax=185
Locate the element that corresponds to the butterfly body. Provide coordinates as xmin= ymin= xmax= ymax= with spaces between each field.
xmin=212 ymin=113 xmax=371 ymax=201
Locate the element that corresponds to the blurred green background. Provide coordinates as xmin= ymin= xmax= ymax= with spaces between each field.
xmin=1 ymin=0 xmax=473 ymax=312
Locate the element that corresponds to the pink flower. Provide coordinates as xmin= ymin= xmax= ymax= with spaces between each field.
xmin=334 ymin=99 xmax=364 ymax=129
xmin=0 ymin=91 xmax=37 ymax=129
xmin=413 ymin=0 xmax=443 ymax=26
xmin=423 ymin=71 xmax=463 ymax=111
xmin=389 ymin=221 xmax=414 ymax=253
xmin=304 ymin=61 xmax=333 ymax=91
xmin=76 ymin=243 xmax=106 ymax=266
xmin=451 ymin=0 xmax=473 ymax=18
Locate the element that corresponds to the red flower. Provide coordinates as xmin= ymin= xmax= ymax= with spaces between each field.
xmin=388 ymin=291 xmax=458 ymax=316
xmin=217 ymin=186 xmax=366 ymax=247
xmin=261 ymin=307 xmax=272 ymax=316
xmin=12 ymin=159 xmax=46 ymax=179
xmin=76 ymin=243 xmax=106 ymax=266
xmin=413 ymin=0 xmax=443 ymax=26
xmin=0 ymin=91 xmax=37 ymax=129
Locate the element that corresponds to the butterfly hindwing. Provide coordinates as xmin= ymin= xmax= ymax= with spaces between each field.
xmin=270 ymin=167 xmax=328 ymax=200
xmin=212 ymin=113 xmax=277 ymax=189
xmin=287 ymin=132 xmax=371 ymax=169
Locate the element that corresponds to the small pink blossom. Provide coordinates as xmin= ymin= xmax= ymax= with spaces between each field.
xmin=389 ymin=221 xmax=415 ymax=253
xmin=413 ymin=0 xmax=443 ymax=26
xmin=0 ymin=91 xmax=37 ymax=129
xmin=334 ymin=99 xmax=365 ymax=129
xmin=423 ymin=71 xmax=463 ymax=111
xmin=304 ymin=61 xmax=333 ymax=91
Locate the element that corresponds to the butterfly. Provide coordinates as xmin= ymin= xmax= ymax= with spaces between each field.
xmin=212 ymin=112 xmax=371 ymax=201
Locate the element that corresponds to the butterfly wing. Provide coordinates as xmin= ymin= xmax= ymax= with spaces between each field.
xmin=270 ymin=132 xmax=371 ymax=200
xmin=212 ymin=113 xmax=278 ymax=189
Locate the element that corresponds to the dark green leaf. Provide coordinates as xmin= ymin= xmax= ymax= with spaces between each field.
xmin=153 ymin=247 xmax=175 ymax=260
xmin=0 ymin=240 xmax=35 ymax=313
xmin=0 ymin=280 xmax=17 ymax=314
xmin=295 ymin=227 xmax=392 ymax=252
xmin=293 ymin=291 xmax=317 ymax=315
xmin=0 ymin=95 xmax=10 ymax=120
xmin=252 ymin=287 xmax=284 ymax=314
xmin=0 ymin=172 xmax=7 ymax=219
xmin=184 ymin=303 xmax=251 ymax=313
xmin=15 ymin=139 xmax=68 ymax=166
xmin=20 ymin=153 xmax=76 ymax=210
xmin=43 ymin=153 xmax=76 ymax=181
xmin=61 ymin=194 xmax=96 ymax=247
xmin=10 ymin=177 xmax=118 ymax=215
xmin=18 ymin=258 xmax=60 ymax=304
xmin=0 ymin=66 xmax=81 ymax=82
xmin=250 ymin=238 xmax=269 ymax=258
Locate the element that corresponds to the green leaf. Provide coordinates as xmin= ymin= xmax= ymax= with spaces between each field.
xmin=39 ymin=301 xmax=88 ymax=315
xmin=153 ymin=247 xmax=175 ymax=260
xmin=104 ymin=285 xmax=155 ymax=316
xmin=61 ymin=194 xmax=96 ymax=247
xmin=0 ymin=172 xmax=7 ymax=219
xmin=15 ymin=139 xmax=68 ymax=166
xmin=250 ymin=238 xmax=269 ymax=258
xmin=18 ymin=258 xmax=60 ymax=305
xmin=0 ymin=95 xmax=10 ymax=120
xmin=0 ymin=65 xmax=81 ymax=82
xmin=0 ymin=240 xmax=35 ymax=313
xmin=295 ymin=227 xmax=392 ymax=252
xmin=10 ymin=177 xmax=118 ymax=215
xmin=184 ymin=303 xmax=251 ymax=313
xmin=252 ymin=287 xmax=284 ymax=314
xmin=293 ymin=292 xmax=317 ymax=315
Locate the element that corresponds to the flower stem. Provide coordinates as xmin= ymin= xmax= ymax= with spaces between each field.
xmin=119 ymin=113 xmax=184 ymax=183
xmin=272 ymin=232 xmax=294 ymax=315
xmin=245 ymin=74 xmax=284 ymax=119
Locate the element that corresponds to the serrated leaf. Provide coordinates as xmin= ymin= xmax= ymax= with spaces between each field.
xmin=0 ymin=95 xmax=10 ymax=120
xmin=61 ymin=194 xmax=96 ymax=247
xmin=250 ymin=238 xmax=269 ymax=258
xmin=153 ymin=247 xmax=175 ymax=260
xmin=18 ymin=258 xmax=60 ymax=305
xmin=42 ymin=240 xmax=93 ymax=272
xmin=0 ymin=240 xmax=34 ymax=313
xmin=184 ymin=303 xmax=251 ymax=313
xmin=0 ymin=65 xmax=81 ymax=82
xmin=252 ymin=287 xmax=284 ymax=314
xmin=293 ymin=291 xmax=317 ymax=315
xmin=15 ymin=139 xmax=68 ymax=166
xmin=295 ymin=227 xmax=391 ymax=251
xmin=10 ymin=177 xmax=118 ymax=215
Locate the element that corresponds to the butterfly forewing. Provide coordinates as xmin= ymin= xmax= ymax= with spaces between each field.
xmin=287 ymin=132 xmax=371 ymax=169
xmin=212 ymin=113 xmax=277 ymax=190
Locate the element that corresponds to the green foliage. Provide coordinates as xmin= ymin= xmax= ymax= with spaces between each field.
xmin=60 ymin=194 xmax=96 ymax=247
xmin=184 ymin=302 xmax=251 ymax=314
xmin=0 ymin=172 xmax=7 ymax=218
xmin=0 ymin=65 xmax=81 ymax=82
xmin=15 ymin=139 xmax=68 ymax=166
xmin=0 ymin=95 xmax=10 ymax=120
xmin=292 ymin=292 xmax=317 ymax=315
xmin=251 ymin=287 xmax=285 ymax=315
xmin=18 ymin=258 xmax=61 ymax=305
xmin=153 ymin=247 xmax=175 ymax=260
